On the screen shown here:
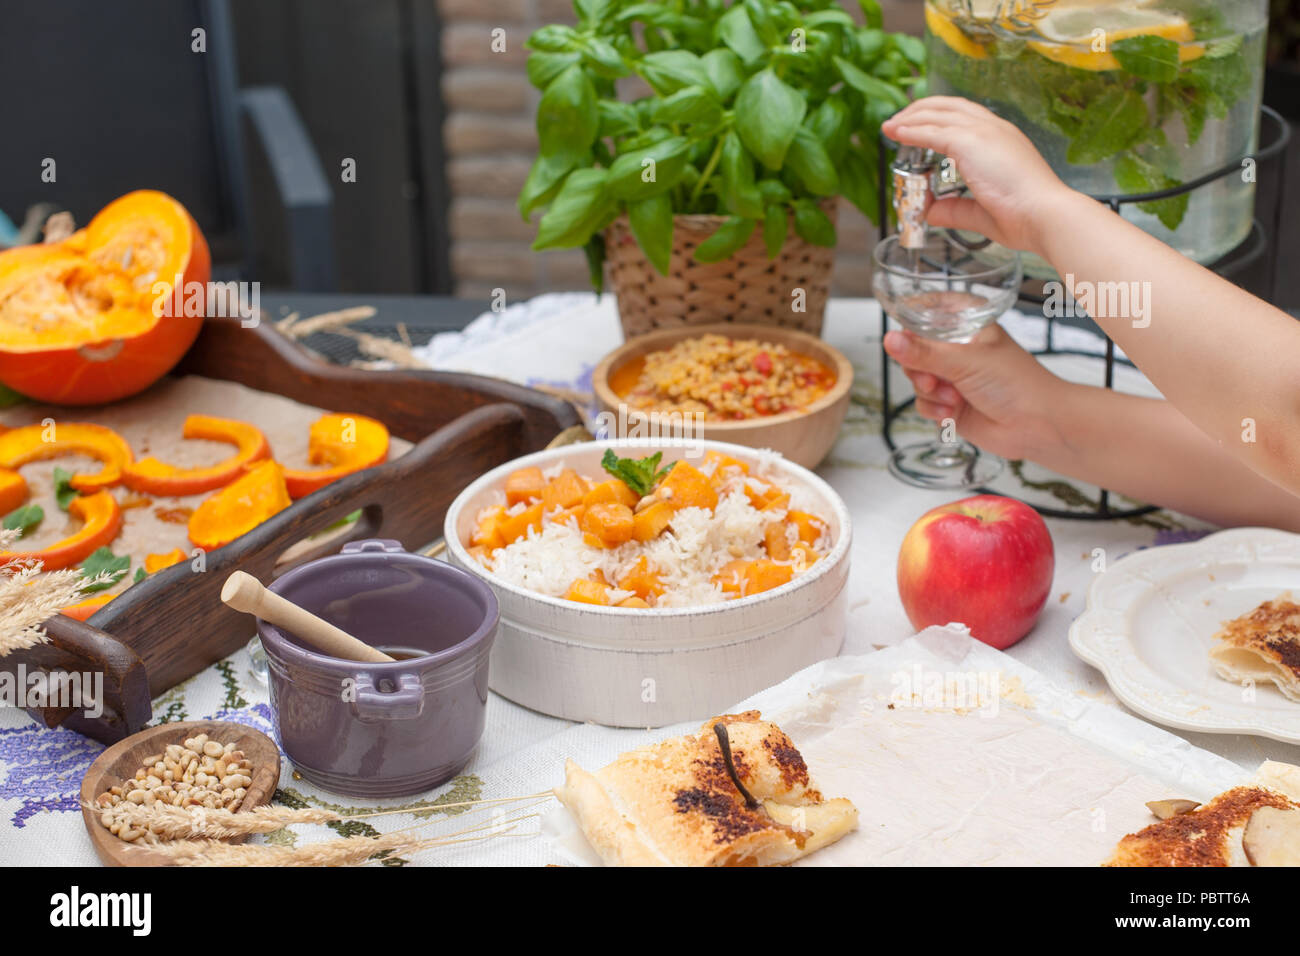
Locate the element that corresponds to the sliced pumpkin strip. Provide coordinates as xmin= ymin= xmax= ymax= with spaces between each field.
xmin=282 ymin=413 xmax=389 ymax=499
xmin=0 ymin=422 xmax=133 ymax=491
xmin=60 ymin=593 xmax=114 ymax=621
xmin=144 ymin=548 xmax=188 ymax=573
xmin=188 ymin=460 xmax=291 ymax=551
xmin=0 ymin=467 xmax=28 ymax=514
xmin=0 ymin=490 xmax=122 ymax=571
xmin=123 ymin=414 xmax=271 ymax=496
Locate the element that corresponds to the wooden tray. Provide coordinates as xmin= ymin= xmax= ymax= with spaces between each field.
xmin=4 ymin=314 xmax=579 ymax=743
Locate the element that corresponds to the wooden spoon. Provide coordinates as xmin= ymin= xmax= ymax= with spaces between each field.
xmin=80 ymin=720 xmax=281 ymax=867
xmin=221 ymin=570 xmax=394 ymax=663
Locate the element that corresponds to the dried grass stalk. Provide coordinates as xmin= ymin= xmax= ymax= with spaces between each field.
xmin=137 ymin=809 xmax=542 ymax=867
xmin=0 ymin=529 xmax=109 ymax=657
xmin=281 ymin=306 xmax=377 ymax=339
xmin=92 ymin=792 xmax=552 ymax=841
xmin=337 ymin=328 xmax=426 ymax=369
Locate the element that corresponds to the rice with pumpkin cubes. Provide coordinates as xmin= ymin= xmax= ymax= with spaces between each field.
xmin=464 ymin=450 xmax=833 ymax=609
xmin=614 ymin=334 xmax=837 ymax=421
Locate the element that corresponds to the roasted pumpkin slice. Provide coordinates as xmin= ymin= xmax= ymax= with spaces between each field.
xmin=188 ymin=461 xmax=291 ymax=551
xmin=0 ymin=422 xmax=133 ymax=492
xmin=0 ymin=190 xmax=210 ymax=405
xmin=0 ymin=467 xmax=28 ymax=514
xmin=0 ymin=490 xmax=122 ymax=571
xmin=144 ymin=548 xmax=188 ymax=573
xmin=282 ymin=413 xmax=390 ymax=499
xmin=60 ymin=594 xmax=115 ymax=622
xmin=123 ymin=414 xmax=271 ymax=496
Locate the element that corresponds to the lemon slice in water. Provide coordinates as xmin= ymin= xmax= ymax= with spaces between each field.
xmin=1029 ymin=2 xmax=1204 ymax=70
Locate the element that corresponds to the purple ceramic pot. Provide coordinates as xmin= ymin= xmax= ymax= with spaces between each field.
xmin=258 ymin=539 xmax=497 ymax=798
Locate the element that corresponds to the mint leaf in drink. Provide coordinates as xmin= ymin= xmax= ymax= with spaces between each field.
xmin=1114 ymin=153 xmax=1190 ymax=231
xmin=2 ymin=504 xmax=43 ymax=535
xmin=1067 ymin=88 xmax=1147 ymax=166
xmin=1112 ymin=35 xmax=1180 ymax=84
xmin=78 ymin=547 xmax=130 ymax=593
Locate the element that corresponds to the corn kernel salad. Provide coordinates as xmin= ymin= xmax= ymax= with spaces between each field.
xmin=465 ymin=450 xmax=832 ymax=608
xmin=611 ymin=334 xmax=837 ymax=421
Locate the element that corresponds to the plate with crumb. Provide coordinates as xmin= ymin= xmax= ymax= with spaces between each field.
xmin=1070 ymin=527 xmax=1300 ymax=744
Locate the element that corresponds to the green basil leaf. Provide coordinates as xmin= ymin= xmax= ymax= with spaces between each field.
xmin=762 ymin=205 xmax=787 ymax=259
xmin=533 ymin=168 xmax=614 ymax=249
xmin=743 ymin=0 xmax=782 ymax=45
xmin=2 ymin=504 xmax=42 ymax=535
xmin=636 ymin=50 xmax=710 ymax=96
xmin=607 ymin=135 xmax=691 ymax=200
xmin=719 ymin=130 xmax=764 ymax=218
xmin=803 ymin=8 xmax=856 ymax=31
xmin=735 ymin=68 xmax=806 ymax=170
xmin=79 ymin=547 xmax=130 ymax=593
xmin=527 ymin=51 xmax=581 ymax=90
xmin=575 ymin=0 xmax=612 ymax=25
xmin=834 ymin=55 xmax=908 ymax=111
xmin=839 ymin=146 xmax=879 ymax=224
xmin=527 ymin=24 xmax=579 ymax=53
xmin=807 ymin=96 xmax=852 ymax=163
xmin=518 ymin=152 xmax=578 ymax=220
xmin=1067 ymin=88 xmax=1147 ymax=165
xmin=133 ymin=566 xmax=147 ymax=584
xmin=757 ymin=178 xmax=792 ymax=205
xmin=581 ymin=37 xmax=627 ymax=78
xmin=890 ymin=32 xmax=927 ymax=68
xmin=537 ymin=65 xmax=598 ymax=161
xmin=648 ymin=85 xmax=722 ymax=126
xmin=785 ymin=126 xmax=838 ymax=195
xmin=857 ymin=0 xmax=884 ymax=29
xmin=855 ymin=28 xmax=886 ymax=66
xmin=628 ymin=194 xmax=675 ymax=276
xmin=693 ymin=216 xmax=757 ymax=263
xmin=1111 ymin=35 xmax=1180 ymax=84
xmin=701 ymin=48 xmax=745 ymax=102
xmin=717 ymin=4 xmax=767 ymax=63
xmin=616 ymin=2 xmax=685 ymax=29
xmin=598 ymin=100 xmax=640 ymax=138
xmin=792 ymin=200 xmax=836 ymax=246
xmin=53 ymin=467 xmax=78 ymax=511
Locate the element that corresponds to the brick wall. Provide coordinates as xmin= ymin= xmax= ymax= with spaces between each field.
xmin=439 ymin=0 xmax=926 ymax=300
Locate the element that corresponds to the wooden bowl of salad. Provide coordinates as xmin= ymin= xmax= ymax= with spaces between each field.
xmin=592 ymin=324 xmax=853 ymax=469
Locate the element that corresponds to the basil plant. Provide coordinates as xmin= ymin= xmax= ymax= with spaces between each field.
xmin=518 ymin=0 xmax=925 ymax=290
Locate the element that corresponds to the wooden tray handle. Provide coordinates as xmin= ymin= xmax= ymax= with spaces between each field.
xmin=40 ymin=402 xmax=528 ymax=741
xmin=18 ymin=616 xmax=151 ymax=745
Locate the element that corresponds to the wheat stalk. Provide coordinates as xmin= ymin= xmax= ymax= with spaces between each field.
xmin=0 ymin=529 xmax=110 ymax=657
xmin=281 ymin=306 xmax=377 ymax=339
xmin=134 ymin=808 xmax=544 ymax=866
xmin=91 ymin=792 xmax=554 ymax=841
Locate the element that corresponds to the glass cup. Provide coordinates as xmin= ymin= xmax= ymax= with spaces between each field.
xmin=873 ymin=229 xmax=1022 ymax=490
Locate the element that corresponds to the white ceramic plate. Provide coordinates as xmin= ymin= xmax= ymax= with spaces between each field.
xmin=1069 ymin=527 xmax=1300 ymax=744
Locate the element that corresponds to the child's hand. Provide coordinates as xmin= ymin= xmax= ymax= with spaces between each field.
xmin=881 ymin=97 xmax=1079 ymax=257
xmin=883 ymin=324 xmax=1067 ymax=461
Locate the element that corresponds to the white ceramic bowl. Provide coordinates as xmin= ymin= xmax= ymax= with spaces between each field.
xmin=443 ymin=439 xmax=852 ymax=727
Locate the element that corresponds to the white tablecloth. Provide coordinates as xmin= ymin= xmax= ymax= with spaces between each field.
xmin=3 ymin=294 xmax=1296 ymax=866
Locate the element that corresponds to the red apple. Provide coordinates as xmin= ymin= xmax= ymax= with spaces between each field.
xmin=897 ymin=494 xmax=1054 ymax=650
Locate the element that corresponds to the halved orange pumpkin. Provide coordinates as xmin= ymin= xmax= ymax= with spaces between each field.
xmin=0 ymin=190 xmax=210 ymax=406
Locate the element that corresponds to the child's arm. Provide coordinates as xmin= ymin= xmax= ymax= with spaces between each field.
xmin=885 ymin=326 xmax=1300 ymax=532
xmin=881 ymin=97 xmax=1300 ymax=498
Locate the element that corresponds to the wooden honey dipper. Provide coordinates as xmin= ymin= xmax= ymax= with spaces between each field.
xmin=221 ymin=571 xmax=395 ymax=663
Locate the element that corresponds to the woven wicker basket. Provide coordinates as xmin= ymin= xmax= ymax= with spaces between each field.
xmin=605 ymin=200 xmax=837 ymax=338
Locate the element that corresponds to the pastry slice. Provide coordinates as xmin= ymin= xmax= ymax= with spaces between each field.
xmin=1106 ymin=785 xmax=1300 ymax=867
xmin=1209 ymin=595 xmax=1300 ymax=702
xmin=555 ymin=710 xmax=857 ymax=866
